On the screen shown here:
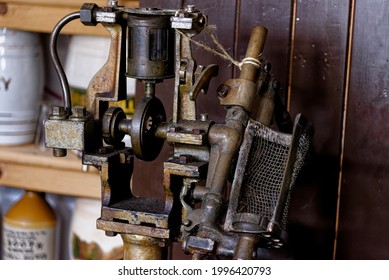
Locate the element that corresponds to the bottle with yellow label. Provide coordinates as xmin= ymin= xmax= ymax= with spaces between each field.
xmin=2 ymin=190 xmax=57 ymax=260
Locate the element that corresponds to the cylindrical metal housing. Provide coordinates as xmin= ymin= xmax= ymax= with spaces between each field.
xmin=126 ymin=11 xmax=175 ymax=80
xmin=121 ymin=234 xmax=167 ymax=260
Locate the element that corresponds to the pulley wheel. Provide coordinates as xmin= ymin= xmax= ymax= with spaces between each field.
xmin=102 ymin=106 xmax=126 ymax=146
xmin=131 ymin=95 xmax=166 ymax=161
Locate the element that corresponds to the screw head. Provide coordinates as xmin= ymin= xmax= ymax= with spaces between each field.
xmin=52 ymin=106 xmax=66 ymax=116
xmin=186 ymin=5 xmax=195 ymax=12
xmin=200 ymin=113 xmax=208 ymax=121
xmin=264 ymin=62 xmax=272 ymax=73
xmin=179 ymin=155 xmax=193 ymax=164
xmin=108 ymin=0 xmax=118 ymax=7
xmin=50 ymin=106 xmax=68 ymax=120
xmin=217 ymin=84 xmax=231 ymax=98
xmin=53 ymin=148 xmax=67 ymax=157
xmin=179 ymin=155 xmax=188 ymax=164
xmin=169 ymin=126 xmax=181 ymax=133
xmin=73 ymin=106 xmax=86 ymax=118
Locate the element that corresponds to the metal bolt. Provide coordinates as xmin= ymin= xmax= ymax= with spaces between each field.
xmin=186 ymin=5 xmax=195 ymax=12
xmin=179 ymin=68 xmax=186 ymax=83
xmin=252 ymin=251 xmax=257 ymax=259
xmin=119 ymin=153 xmax=130 ymax=164
xmin=216 ymin=84 xmax=231 ymax=98
xmin=50 ymin=106 xmax=68 ymax=120
xmin=170 ymin=126 xmax=181 ymax=133
xmin=183 ymin=219 xmax=192 ymax=226
xmin=105 ymin=231 xmax=117 ymax=237
xmin=179 ymin=155 xmax=188 ymax=164
xmin=80 ymin=3 xmax=98 ymax=26
xmin=263 ymin=62 xmax=272 ymax=73
xmin=179 ymin=155 xmax=192 ymax=164
xmin=73 ymin=106 xmax=86 ymax=118
xmin=198 ymin=15 xmax=205 ymax=26
xmin=107 ymin=0 xmax=118 ymax=7
xmin=52 ymin=106 xmax=66 ymax=116
xmin=144 ymin=82 xmax=155 ymax=96
xmin=53 ymin=148 xmax=67 ymax=157
xmin=200 ymin=113 xmax=208 ymax=121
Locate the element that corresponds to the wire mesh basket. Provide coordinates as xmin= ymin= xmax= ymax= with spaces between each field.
xmin=225 ymin=114 xmax=313 ymax=249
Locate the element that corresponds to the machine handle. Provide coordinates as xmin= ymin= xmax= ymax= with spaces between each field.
xmin=240 ymin=26 xmax=268 ymax=82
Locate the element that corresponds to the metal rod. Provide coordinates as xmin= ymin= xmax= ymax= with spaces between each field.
xmin=49 ymin=11 xmax=81 ymax=115
xmin=233 ymin=234 xmax=259 ymax=260
xmin=240 ymin=26 xmax=268 ymax=82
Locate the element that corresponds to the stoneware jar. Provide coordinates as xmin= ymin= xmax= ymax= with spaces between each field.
xmin=2 ymin=191 xmax=57 ymax=260
xmin=0 ymin=28 xmax=44 ymax=145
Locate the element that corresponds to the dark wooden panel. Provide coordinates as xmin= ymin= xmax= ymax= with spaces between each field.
xmin=238 ymin=0 xmax=293 ymax=101
xmin=336 ymin=0 xmax=389 ymax=259
xmin=183 ymin=0 xmax=237 ymax=122
xmin=287 ymin=0 xmax=349 ymax=259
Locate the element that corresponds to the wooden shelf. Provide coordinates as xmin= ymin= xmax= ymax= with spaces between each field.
xmin=0 ymin=0 xmax=139 ymax=35
xmin=0 ymin=1 xmax=142 ymax=198
xmin=0 ymin=144 xmax=101 ymax=199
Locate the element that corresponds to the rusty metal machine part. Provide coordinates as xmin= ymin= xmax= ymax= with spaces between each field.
xmin=126 ymin=9 xmax=175 ymax=81
xmin=45 ymin=2 xmax=312 ymax=260
xmin=130 ymin=95 xmax=166 ymax=161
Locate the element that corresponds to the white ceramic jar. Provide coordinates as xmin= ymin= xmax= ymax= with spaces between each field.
xmin=0 ymin=28 xmax=44 ymax=145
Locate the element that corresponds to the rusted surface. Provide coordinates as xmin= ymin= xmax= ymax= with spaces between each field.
xmin=86 ymin=23 xmax=127 ymax=118
xmin=219 ymin=79 xmax=257 ymax=112
xmin=45 ymin=0 xmax=337 ymax=260
xmin=45 ymin=119 xmax=88 ymax=150
xmin=121 ymin=234 xmax=167 ymax=260
xmin=164 ymin=161 xmax=207 ymax=178
xmin=97 ymin=219 xmax=170 ymax=239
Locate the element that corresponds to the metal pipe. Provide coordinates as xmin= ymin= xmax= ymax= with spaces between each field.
xmin=49 ymin=12 xmax=81 ymax=115
xmin=256 ymin=79 xmax=276 ymax=126
xmin=233 ymin=234 xmax=259 ymax=260
xmin=206 ymin=124 xmax=242 ymax=195
xmin=239 ymin=26 xmax=267 ymax=82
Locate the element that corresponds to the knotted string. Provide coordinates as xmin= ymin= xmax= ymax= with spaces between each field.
xmin=175 ymin=25 xmax=262 ymax=70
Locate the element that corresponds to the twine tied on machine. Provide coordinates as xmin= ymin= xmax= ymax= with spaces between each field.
xmin=175 ymin=25 xmax=262 ymax=70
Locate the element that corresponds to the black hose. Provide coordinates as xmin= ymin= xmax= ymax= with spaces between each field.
xmin=49 ymin=12 xmax=81 ymax=115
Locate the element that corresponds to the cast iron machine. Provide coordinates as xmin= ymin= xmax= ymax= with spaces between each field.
xmin=45 ymin=1 xmax=313 ymax=260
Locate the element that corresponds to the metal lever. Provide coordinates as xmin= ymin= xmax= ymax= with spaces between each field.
xmin=189 ymin=64 xmax=219 ymax=101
